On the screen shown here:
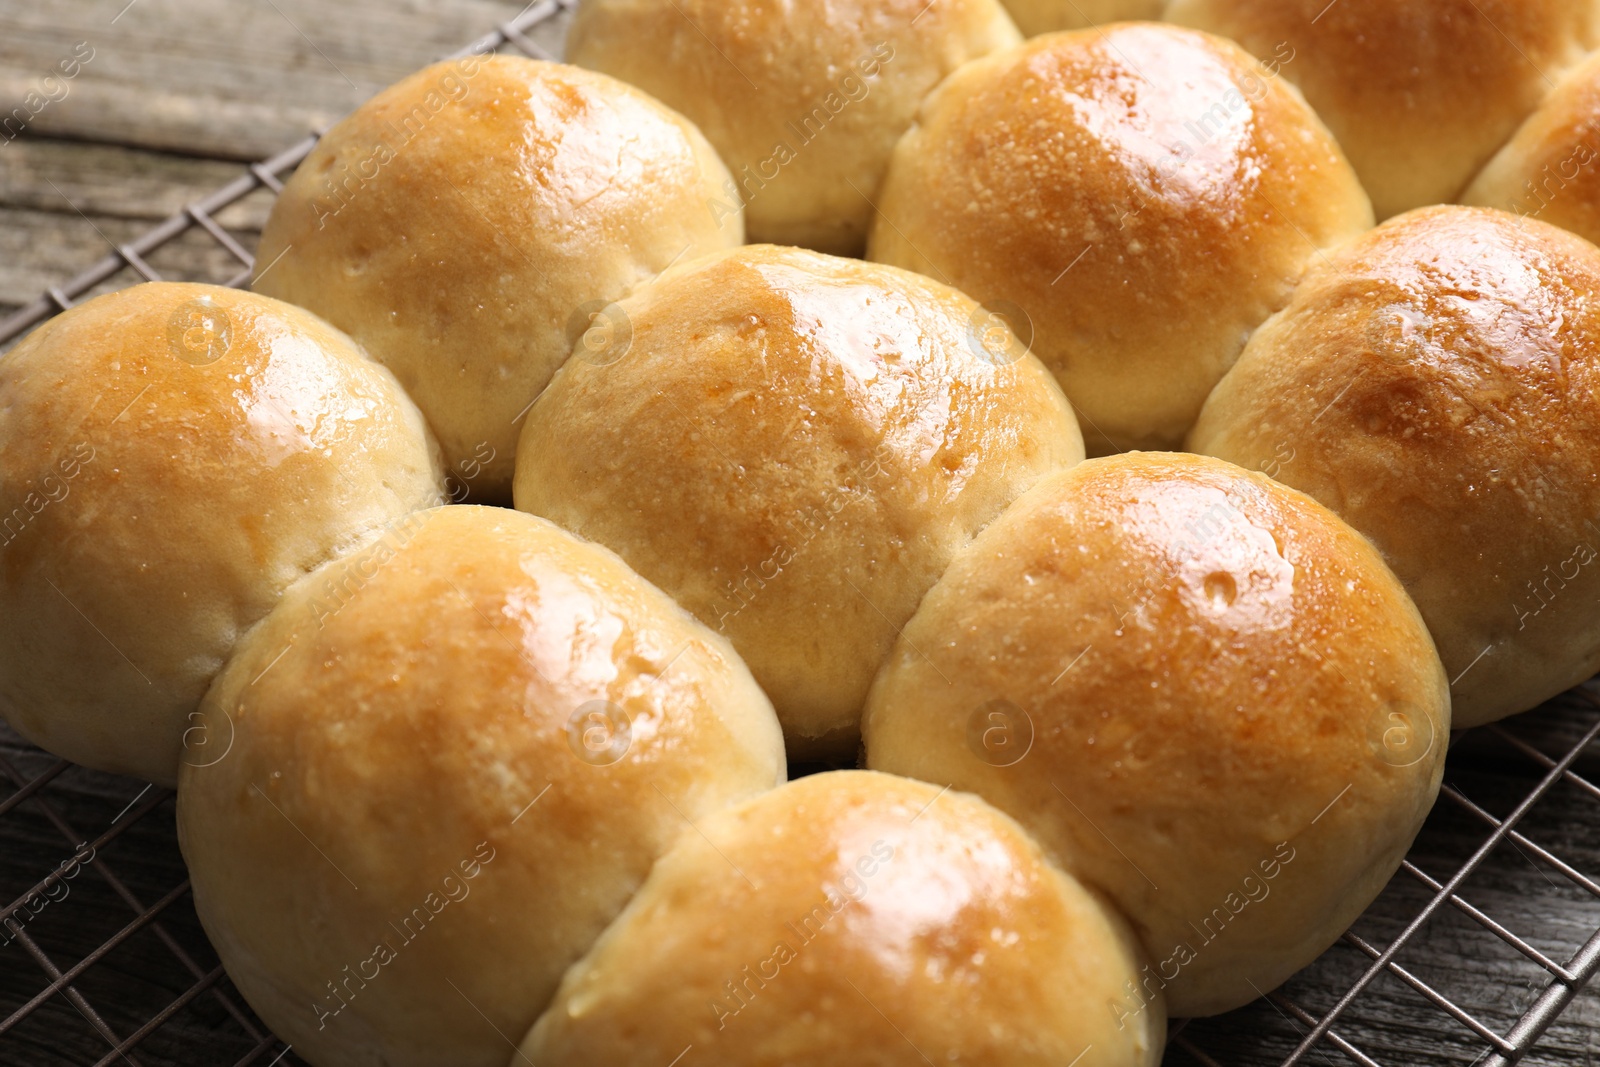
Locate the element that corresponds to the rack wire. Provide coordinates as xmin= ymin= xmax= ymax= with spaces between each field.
xmin=1 ymin=1 xmax=1598 ymax=1063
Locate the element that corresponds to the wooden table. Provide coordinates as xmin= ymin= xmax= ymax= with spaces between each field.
xmin=0 ymin=2 xmax=1597 ymax=1065
xmin=0 ymin=0 xmax=557 ymax=324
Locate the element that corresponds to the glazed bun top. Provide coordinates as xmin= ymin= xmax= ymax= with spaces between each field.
xmin=254 ymin=55 xmax=740 ymax=501
xmin=0 ymin=282 xmax=443 ymax=785
xmin=520 ymin=771 xmax=1164 ymax=1067
xmin=178 ymin=505 xmax=784 ymax=1067
xmin=1167 ymin=0 xmax=1600 ymax=218
xmin=1465 ymin=50 xmax=1600 ymax=246
xmin=867 ymin=22 xmax=1372 ymax=453
xmin=864 ymin=452 xmax=1448 ymax=1016
xmin=1190 ymin=205 xmax=1600 ymax=728
xmin=514 ymin=244 xmax=1084 ymax=757
xmin=565 ymin=0 xmax=1021 ymax=254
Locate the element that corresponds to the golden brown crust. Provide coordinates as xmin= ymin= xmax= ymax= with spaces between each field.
xmin=0 ymin=283 xmax=444 ymax=786
xmin=565 ymin=0 xmax=1021 ymax=254
xmin=867 ymin=23 xmax=1372 ymax=454
xmin=1191 ymin=205 xmax=1600 ymax=729
xmin=863 ymin=453 xmax=1448 ymax=1016
xmin=177 ymin=506 xmax=785 ymax=1067
xmin=1465 ymin=50 xmax=1600 ymax=244
xmin=1167 ymin=0 xmax=1600 ymax=218
xmin=1003 ymin=0 xmax=1164 ymax=35
xmin=520 ymin=771 xmax=1164 ymax=1067
xmin=513 ymin=244 xmax=1084 ymax=758
xmin=254 ymin=55 xmax=739 ymax=501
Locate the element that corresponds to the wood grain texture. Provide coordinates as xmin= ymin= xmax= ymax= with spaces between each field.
xmin=1173 ymin=698 xmax=1600 ymax=1067
xmin=0 ymin=139 xmax=274 ymax=314
xmin=0 ymin=0 xmax=564 ymax=159
xmin=0 ymin=0 xmax=571 ymax=319
xmin=0 ymin=0 xmax=1598 ymax=1065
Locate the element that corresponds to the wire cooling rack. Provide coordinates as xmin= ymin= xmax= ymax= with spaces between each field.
xmin=1 ymin=2 xmax=1598 ymax=1064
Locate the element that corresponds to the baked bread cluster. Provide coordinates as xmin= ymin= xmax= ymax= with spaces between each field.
xmin=2 ymin=1 xmax=1596 ymax=1063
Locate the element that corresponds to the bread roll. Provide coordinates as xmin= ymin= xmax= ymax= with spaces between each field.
xmin=863 ymin=453 xmax=1448 ymax=1016
xmin=1191 ymin=205 xmax=1600 ymax=730
xmin=1167 ymin=0 xmax=1600 ymax=219
xmin=519 ymin=770 xmax=1163 ymax=1066
xmin=513 ymin=244 xmax=1085 ymax=758
xmin=565 ymin=0 xmax=1020 ymax=255
xmin=1465 ymin=51 xmax=1600 ymax=245
xmin=0 ymin=282 xmax=443 ymax=787
xmin=254 ymin=55 xmax=740 ymax=502
xmin=867 ymin=24 xmax=1371 ymax=454
xmin=1003 ymin=0 xmax=1163 ymax=35
xmin=177 ymin=506 xmax=784 ymax=1067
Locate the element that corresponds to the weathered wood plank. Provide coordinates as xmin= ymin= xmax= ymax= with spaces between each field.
xmin=0 ymin=138 xmax=271 ymax=223
xmin=0 ymin=0 xmax=567 ymax=160
xmin=0 ymin=139 xmax=270 ymax=314
xmin=0 ymin=0 xmax=574 ymax=324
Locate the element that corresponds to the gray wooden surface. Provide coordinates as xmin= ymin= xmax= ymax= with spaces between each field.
xmin=0 ymin=0 xmax=556 ymax=321
xmin=0 ymin=1 xmax=1597 ymax=1065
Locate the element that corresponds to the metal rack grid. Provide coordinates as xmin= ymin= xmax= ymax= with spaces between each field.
xmin=0 ymin=2 xmax=1597 ymax=1063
